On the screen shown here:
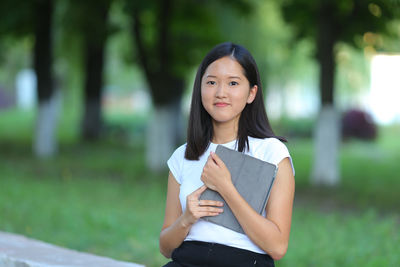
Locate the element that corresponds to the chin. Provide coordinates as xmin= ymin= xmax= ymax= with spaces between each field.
xmin=211 ymin=116 xmax=238 ymax=124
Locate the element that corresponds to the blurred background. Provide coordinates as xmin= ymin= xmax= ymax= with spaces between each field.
xmin=0 ymin=0 xmax=399 ymax=266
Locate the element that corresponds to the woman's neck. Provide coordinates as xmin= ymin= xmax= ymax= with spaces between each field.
xmin=211 ymin=120 xmax=238 ymax=144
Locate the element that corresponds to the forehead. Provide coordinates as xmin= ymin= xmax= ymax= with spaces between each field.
xmin=203 ymin=56 xmax=245 ymax=78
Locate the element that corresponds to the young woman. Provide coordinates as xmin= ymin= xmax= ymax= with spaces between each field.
xmin=160 ymin=42 xmax=295 ymax=267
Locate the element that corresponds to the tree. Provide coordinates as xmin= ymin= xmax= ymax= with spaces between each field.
xmin=0 ymin=0 xmax=60 ymax=157
xmin=81 ymin=0 xmax=112 ymax=140
xmin=33 ymin=0 xmax=61 ymax=157
xmin=125 ymin=0 xmax=251 ymax=171
xmin=64 ymin=0 xmax=112 ymax=140
xmin=282 ymin=0 xmax=396 ymax=185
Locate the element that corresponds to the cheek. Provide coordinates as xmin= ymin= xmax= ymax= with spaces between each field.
xmin=233 ymin=89 xmax=251 ymax=104
xmin=201 ymin=88 xmax=212 ymax=104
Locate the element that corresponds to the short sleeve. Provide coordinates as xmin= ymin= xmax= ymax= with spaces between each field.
xmin=167 ymin=144 xmax=186 ymax=184
xmin=262 ymin=138 xmax=295 ymax=176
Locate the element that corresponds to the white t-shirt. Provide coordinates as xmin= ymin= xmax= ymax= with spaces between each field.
xmin=167 ymin=136 xmax=295 ymax=254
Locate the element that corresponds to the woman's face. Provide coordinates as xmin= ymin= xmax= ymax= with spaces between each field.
xmin=201 ymin=56 xmax=257 ymax=127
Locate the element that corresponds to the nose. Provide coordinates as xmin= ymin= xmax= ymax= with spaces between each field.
xmin=215 ymin=83 xmax=227 ymax=98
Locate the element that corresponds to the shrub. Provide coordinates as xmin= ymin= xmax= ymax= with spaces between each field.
xmin=341 ymin=109 xmax=377 ymax=140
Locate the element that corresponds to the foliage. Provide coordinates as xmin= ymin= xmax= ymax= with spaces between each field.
xmin=282 ymin=0 xmax=396 ymax=49
xmin=215 ymin=0 xmax=295 ymax=86
xmin=123 ymin=0 xmax=220 ymax=105
xmin=281 ymin=0 xmax=399 ymax=107
xmin=122 ymin=0 xmax=255 ymax=105
xmin=335 ymin=43 xmax=371 ymax=97
xmin=124 ymin=0 xmax=252 ymax=77
xmin=0 ymin=0 xmax=35 ymax=38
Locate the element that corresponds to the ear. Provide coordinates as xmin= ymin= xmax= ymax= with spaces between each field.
xmin=247 ymin=85 xmax=258 ymax=104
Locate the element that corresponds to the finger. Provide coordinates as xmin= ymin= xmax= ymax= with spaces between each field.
xmin=198 ymin=200 xmax=224 ymax=207
xmin=200 ymin=212 xmax=222 ymax=217
xmin=210 ymin=151 xmax=225 ymax=167
xmin=198 ymin=209 xmax=224 ymax=217
xmin=202 ymin=158 xmax=212 ymax=171
xmin=204 ymin=155 xmax=213 ymax=167
xmin=198 ymin=207 xmax=224 ymax=213
xmin=201 ymin=206 xmax=223 ymax=212
xmin=200 ymin=174 xmax=205 ymax=184
xmin=192 ymin=185 xmax=207 ymax=197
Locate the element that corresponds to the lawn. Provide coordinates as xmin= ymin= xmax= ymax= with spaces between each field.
xmin=0 ymin=108 xmax=399 ymax=266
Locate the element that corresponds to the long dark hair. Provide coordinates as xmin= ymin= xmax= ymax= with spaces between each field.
xmin=185 ymin=42 xmax=286 ymax=160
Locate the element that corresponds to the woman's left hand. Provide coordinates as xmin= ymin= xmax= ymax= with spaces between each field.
xmin=201 ymin=151 xmax=232 ymax=192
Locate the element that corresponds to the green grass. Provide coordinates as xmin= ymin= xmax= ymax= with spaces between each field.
xmin=0 ymin=108 xmax=399 ymax=266
xmin=1 ymin=171 xmax=167 ymax=266
xmin=286 ymin=125 xmax=400 ymax=212
xmin=282 ymin=207 xmax=399 ymax=267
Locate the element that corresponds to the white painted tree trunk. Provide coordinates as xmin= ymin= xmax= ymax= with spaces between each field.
xmin=146 ymin=100 xmax=183 ymax=172
xmin=33 ymin=90 xmax=62 ymax=158
xmin=311 ymin=104 xmax=341 ymax=186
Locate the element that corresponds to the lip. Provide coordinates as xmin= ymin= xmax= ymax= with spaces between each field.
xmin=215 ymin=102 xmax=229 ymax=107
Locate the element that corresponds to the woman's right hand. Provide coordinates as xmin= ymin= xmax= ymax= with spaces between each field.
xmin=182 ymin=185 xmax=224 ymax=227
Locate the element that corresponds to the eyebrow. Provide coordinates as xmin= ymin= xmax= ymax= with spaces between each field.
xmin=205 ymin=75 xmax=242 ymax=80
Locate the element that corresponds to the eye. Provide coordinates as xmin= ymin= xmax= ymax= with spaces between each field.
xmin=206 ymin=81 xmax=216 ymax=85
xmin=229 ymin=81 xmax=238 ymax=86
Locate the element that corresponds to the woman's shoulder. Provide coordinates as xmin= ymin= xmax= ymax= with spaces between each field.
xmin=248 ymin=136 xmax=288 ymax=151
xmin=170 ymin=143 xmax=187 ymax=159
xmin=247 ymin=136 xmax=291 ymax=166
xmin=167 ymin=143 xmax=188 ymax=184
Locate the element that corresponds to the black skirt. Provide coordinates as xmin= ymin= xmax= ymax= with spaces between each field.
xmin=163 ymin=241 xmax=275 ymax=267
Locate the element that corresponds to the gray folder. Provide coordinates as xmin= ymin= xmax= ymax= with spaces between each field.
xmin=199 ymin=145 xmax=277 ymax=234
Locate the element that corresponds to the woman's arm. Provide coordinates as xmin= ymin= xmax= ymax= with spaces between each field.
xmin=159 ymin=172 xmax=224 ymax=258
xmin=201 ymin=153 xmax=295 ymax=260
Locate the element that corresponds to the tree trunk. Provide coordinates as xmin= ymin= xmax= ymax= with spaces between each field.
xmin=144 ymin=77 xmax=185 ymax=172
xmin=81 ymin=40 xmax=106 ymax=140
xmin=311 ymin=105 xmax=341 ymax=185
xmin=146 ymin=97 xmax=184 ymax=172
xmin=145 ymin=73 xmax=185 ymax=171
xmin=33 ymin=0 xmax=58 ymax=158
xmin=131 ymin=1 xmax=185 ymax=171
xmin=34 ymin=90 xmax=62 ymax=157
xmin=311 ymin=2 xmax=341 ymax=185
xmin=316 ymin=2 xmax=335 ymax=106
xmin=81 ymin=1 xmax=110 ymax=140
